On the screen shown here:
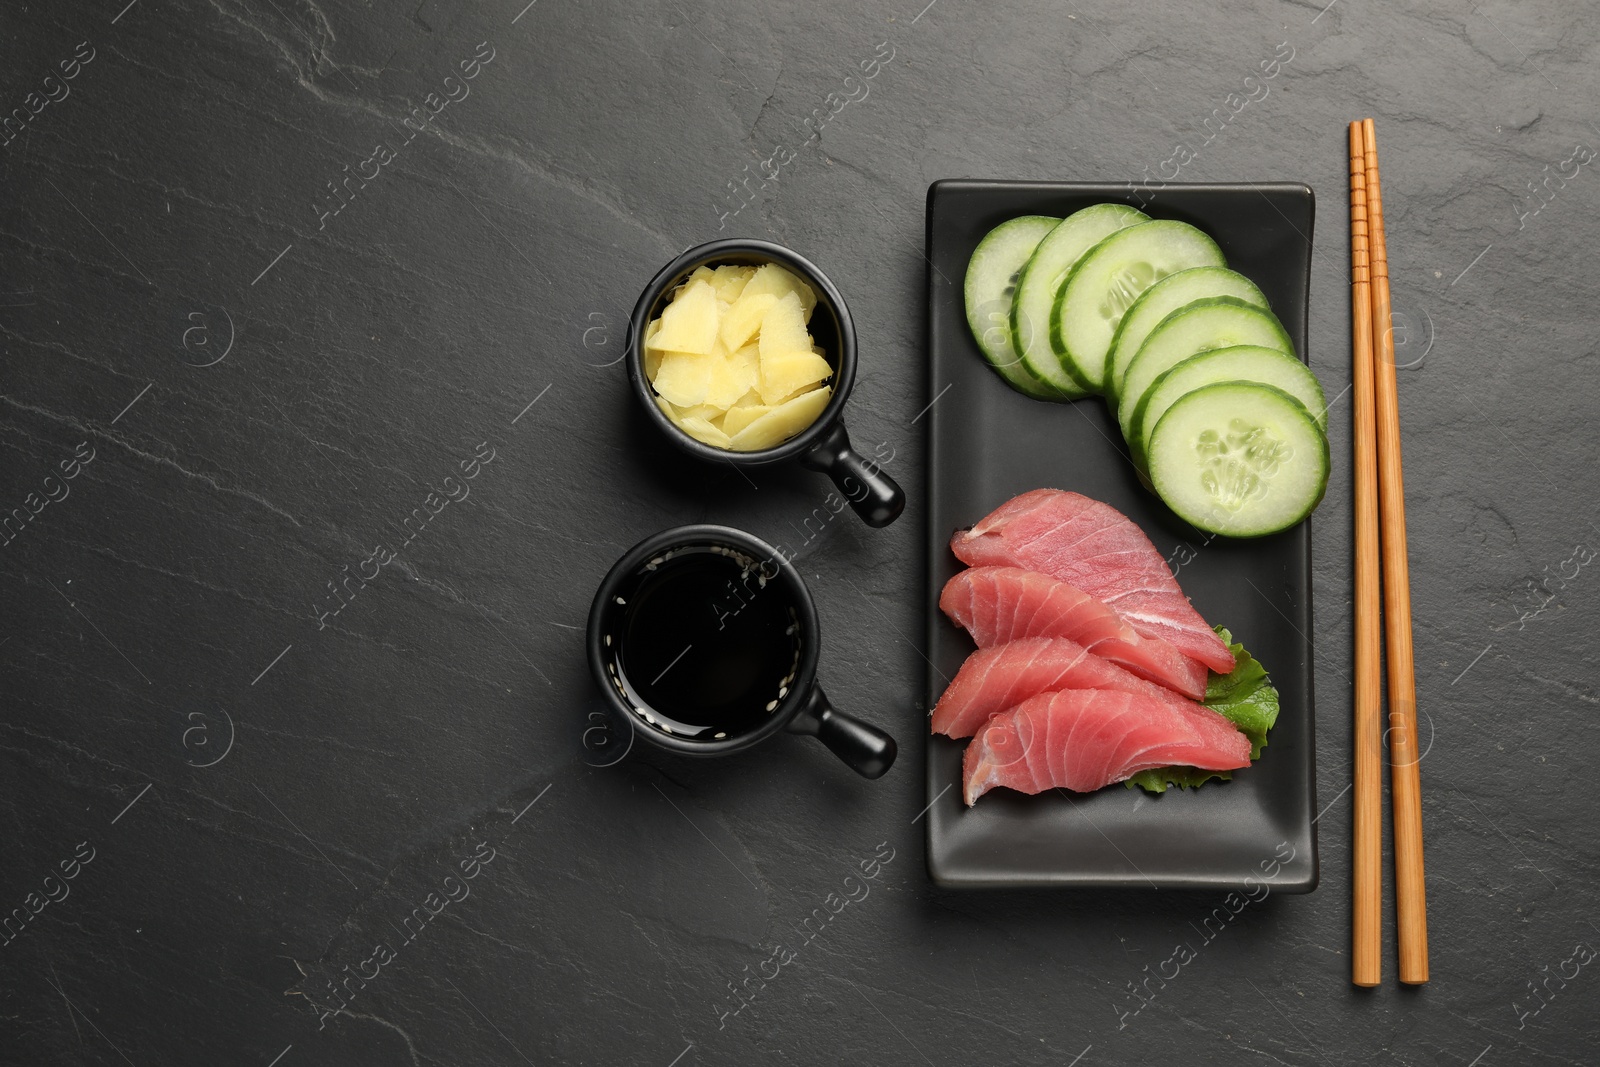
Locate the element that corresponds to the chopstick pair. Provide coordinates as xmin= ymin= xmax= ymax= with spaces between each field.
xmin=1348 ymin=118 xmax=1428 ymax=987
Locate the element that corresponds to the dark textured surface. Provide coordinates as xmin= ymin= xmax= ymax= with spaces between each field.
xmin=923 ymin=182 xmax=1317 ymax=890
xmin=2 ymin=1 xmax=1596 ymax=1064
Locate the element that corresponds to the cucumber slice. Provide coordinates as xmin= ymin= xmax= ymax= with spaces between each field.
xmin=1148 ymin=381 xmax=1329 ymax=538
xmin=1011 ymin=204 xmax=1148 ymax=396
xmin=964 ymin=216 xmax=1062 ymax=399
xmin=1117 ymin=298 xmax=1293 ymax=441
xmin=1054 ymin=220 xmax=1225 ymax=392
xmin=1131 ymin=345 xmax=1328 ymax=468
xmin=1107 ymin=267 xmax=1269 ymax=401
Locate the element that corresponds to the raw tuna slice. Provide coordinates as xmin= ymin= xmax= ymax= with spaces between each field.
xmin=963 ymin=689 xmax=1251 ymax=803
xmin=950 ymin=489 xmax=1235 ymax=673
xmin=941 ymin=566 xmax=1208 ymax=700
xmin=932 ymin=636 xmax=1199 ymax=739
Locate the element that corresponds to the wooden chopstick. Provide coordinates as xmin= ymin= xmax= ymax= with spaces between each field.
xmin=1362 ymin=117 xmax=1430 ymax=985
xmin=1347 ymin=121 xmax=1384 ymax=989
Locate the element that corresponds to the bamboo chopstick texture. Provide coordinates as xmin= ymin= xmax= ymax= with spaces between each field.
xmin=1348 ymin=120 xmax=1383 ymax=989
xmin=1362 ymin=117 xmax=1430 ymax=985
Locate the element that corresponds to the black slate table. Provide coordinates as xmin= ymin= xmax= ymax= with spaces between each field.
xmin=4 ymin=1 xmax=1597 ymax=1064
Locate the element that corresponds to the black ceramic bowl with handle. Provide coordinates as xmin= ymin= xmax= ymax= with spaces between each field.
xmin=626 ymin=239 xmax=906 ymax=528
xmin=587 ymin=524 xmax=898 ymax=779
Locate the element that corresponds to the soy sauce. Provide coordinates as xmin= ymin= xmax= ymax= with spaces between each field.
xmin=615 ymin=546 xmax=800 ymax=740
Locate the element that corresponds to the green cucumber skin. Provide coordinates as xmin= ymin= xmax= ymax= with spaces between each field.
xmin=1129 ymin=344 xmax=1327 ymax=468
xmin=1047 ymin=227 xmax=1122 ymax=392
xmin=963 ymin=216 xmax=1062 ymax=398
xmin=1053 ymin=220 xmax=1226 ymax=393
xmin=1148 ymin=381 xmax=1329 ymax=539
xmin=1106 ymin=266 xmax=1270 ymax=403
xmin=1116 ymin=297 xmax=1294 ymax=441
xmin=1004 ymin=366 xmax=1067 ymax=400
xmin=1013 ymin=204 xmax=1147 ymax=396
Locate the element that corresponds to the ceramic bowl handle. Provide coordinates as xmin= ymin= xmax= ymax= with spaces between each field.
xmin=800 ymin=422 xmax=905 ymax=528
xmin=785 ymin=686 xmax=897 ymax=779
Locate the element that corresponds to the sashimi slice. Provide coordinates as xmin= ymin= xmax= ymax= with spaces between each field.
xmin=931 ymin=636 xmax=1199 ymax=739
xmin=940 ymin=566 xmax=1208 ymax=701
xmin=950 ymin=489 xmax=1234 ymax=673
xmin=963 ymin=689 xmax=1251 ymax=804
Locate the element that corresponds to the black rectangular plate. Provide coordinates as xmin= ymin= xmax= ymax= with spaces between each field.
xmin=923 ymin=180 xmax=1319 ymax=891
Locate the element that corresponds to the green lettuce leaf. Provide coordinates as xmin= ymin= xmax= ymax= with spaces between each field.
xmin=1125 ymin=626 xmax=1281 ymax=794
xmin=1202 ymin=626 xmax=1279 ymax=760
xmin=1124 ymin=765 xmax=1232 ymax=794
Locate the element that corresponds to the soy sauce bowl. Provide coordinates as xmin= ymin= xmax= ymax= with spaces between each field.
xmin=625 ymin=239 xmax=906 ymax=528
xmin=587 ymin=524 xmax=899 ymax=778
